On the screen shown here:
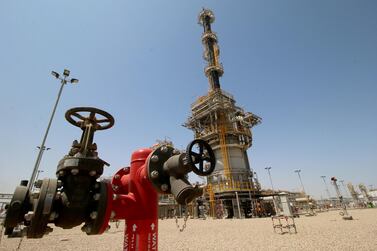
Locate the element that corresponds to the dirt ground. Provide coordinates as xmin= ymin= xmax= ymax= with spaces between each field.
xmin=1 ymin=208 xmax=377 ymax=251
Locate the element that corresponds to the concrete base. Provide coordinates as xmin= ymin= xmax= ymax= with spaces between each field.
xmin=342 ymin=215 xmax=353 ymax=220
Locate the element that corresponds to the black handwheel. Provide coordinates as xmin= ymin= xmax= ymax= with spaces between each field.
xmin=65 ymin=107 xmax=114 ymax=130
xmin=186 ymin=139 xmax=216 ymax=176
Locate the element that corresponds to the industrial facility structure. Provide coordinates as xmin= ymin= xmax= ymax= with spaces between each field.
xmin=0 ymin=193 xmax=12 ymax=219
xmin=184 ymin=9 xmax=262 ymax=218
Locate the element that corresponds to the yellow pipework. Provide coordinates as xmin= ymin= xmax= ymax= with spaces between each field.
xmin=219 ymin=112 xmax=231 ymax=180
xmin=207 ymin=183 xmax=215 ymax=217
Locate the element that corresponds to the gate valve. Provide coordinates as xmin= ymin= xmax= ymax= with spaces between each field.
xmin=3 ymin=107 xmax=114 ymax=238
xmin=147 ymin=139 xmax=215 ymax=204
xmin=53 ymin=107 xmax=114 ymax=233
xmin=3 ymin=105 xmax=216 ymax=251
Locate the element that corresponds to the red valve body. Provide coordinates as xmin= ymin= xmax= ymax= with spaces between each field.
xmin=100 ymin=148 xmax=159 ymax=251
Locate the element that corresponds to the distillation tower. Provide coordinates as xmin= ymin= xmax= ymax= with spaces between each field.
xmin=184 ymin=9 xmax=261 ymax=218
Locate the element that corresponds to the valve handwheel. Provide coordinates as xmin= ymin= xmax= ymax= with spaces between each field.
xmin=65 ymin=107 xmax=114 ymax=130
xmin=186 ymin=139 xmax=216 ymax=176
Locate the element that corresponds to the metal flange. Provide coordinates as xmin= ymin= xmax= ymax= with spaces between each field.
xmin=82 ymin=181 xmax=110 ymax=235
xmin=146 ymin=145 xmax=177 ymax=194
xmin=3 ymin=185 xmax=31 ymax=235
xmin=56 ymin=156 xmax=106 ymax=178
xmin=27 ymin=178 xmax=57 ymax=238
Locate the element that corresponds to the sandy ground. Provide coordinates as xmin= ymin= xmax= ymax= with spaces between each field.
xmin=1 ymin=208 xmax=377 ymax=251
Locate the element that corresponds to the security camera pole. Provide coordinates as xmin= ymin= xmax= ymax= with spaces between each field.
xmin=28 ymin=69 xmax=78 ymax=191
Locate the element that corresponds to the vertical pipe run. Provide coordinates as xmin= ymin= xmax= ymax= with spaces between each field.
xmin=235 ymin=191 xmax=241 ymax=219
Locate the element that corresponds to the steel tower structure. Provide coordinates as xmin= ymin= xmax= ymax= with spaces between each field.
xmin=184 ymin=9 xmax=261 ymax=218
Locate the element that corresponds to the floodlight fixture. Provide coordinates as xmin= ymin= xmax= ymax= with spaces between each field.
xmin=51 ymin=71 xmax=60 ymax=79
xmin=70 ymin=78 xmax=79 ymax=84
xmin=63 ymin=69 xmax=70 ymax=77
xmin=36 ymin=146 xmax=51 ymax=151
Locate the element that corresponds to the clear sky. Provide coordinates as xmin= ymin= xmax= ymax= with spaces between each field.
xmin=0 ymin=1 xmax=376 ymax=199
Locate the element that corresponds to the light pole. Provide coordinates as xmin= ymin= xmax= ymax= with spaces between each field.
xmin=265 ymin=167 xmax=279 ymax=214
xmin=35 ymin=170 xmax=44 ymax=182
xmin=265 ymin=167 xmax=274 ymax=191
xmin=294 ymin=169 xmax=306 ymax=194
xmin=339 ymin=180 xmax=350 ymax=198
xmin=320 ymin=175 xmax=331 ymax=199
xmin=34 ymin=146 xmax=51 ymax=181
xmin=28 ymin=69 xmax=78 ymax=191
xmin=295 ymin=169 xmax=312 ymax=214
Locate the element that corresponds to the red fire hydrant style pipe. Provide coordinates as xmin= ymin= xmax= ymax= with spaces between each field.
xmin=95 ymin=139 xmax=215 ymax=250
xmin=101 ymin=148 xmax=159 ymax=251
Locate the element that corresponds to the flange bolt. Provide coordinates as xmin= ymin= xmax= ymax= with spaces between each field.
xmin=151 ymin=171 xmax=159 ymax=179
xmin=151 ymin=155 xmax=159 ymax=162
xmin=90 ymin=211 xmax=98 ymax=220
xmin=161 ymin=184 xmax=169 ymax=192
xmin=161 ymin=146 xmax=168 ymax=153
xmin=93 ymin=193 xmax=101 ymax=201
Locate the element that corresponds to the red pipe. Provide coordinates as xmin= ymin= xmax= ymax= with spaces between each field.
xmin=103 ymin=148 xmax=159 ymax=251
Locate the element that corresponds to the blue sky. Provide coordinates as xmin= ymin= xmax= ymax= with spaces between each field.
xmin=0 ymin=1 xmax=376 ymax=199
